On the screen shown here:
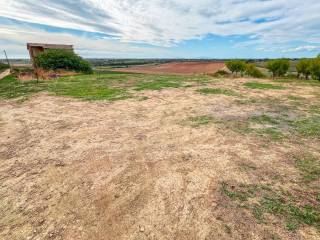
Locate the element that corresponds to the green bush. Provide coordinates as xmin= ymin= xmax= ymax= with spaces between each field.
xmin=36 ymin=49 xmax=93 ymax=74
xmin=212 ymin=70 xmax=230 ymax=77
xmin=226 ymin=60 xmax=246 ymax=76
xmin=267 ymin=59 xmax=290 ymax=78
xmin=296 ymin=59 xmax=312 ymax=79
xmin=245 ymin=64 xmax=264 ymax=78
xmin=310 ymin=56 xmax=320 ymax=80
xmin=0 ymin=62 xmax=9 ymax=72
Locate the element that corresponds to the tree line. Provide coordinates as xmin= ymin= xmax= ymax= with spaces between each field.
xmin=226 ymin=55 xmax=320 ymax=80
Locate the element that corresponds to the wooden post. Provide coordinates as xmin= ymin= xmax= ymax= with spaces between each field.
xmin=3 ymin=50 xmax=13 ymax=72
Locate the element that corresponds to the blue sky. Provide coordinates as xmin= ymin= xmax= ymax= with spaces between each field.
xmin=1 ymin=0 xmax=320 ymax=59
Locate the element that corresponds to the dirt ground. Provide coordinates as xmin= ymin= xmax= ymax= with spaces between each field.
xmin=114 ymin=61 xmax=225 ymax=75
xmin=0 ymin=77 xmax=319 ymax=240
xmin=0 ymin=69 xmax=11 ymax=80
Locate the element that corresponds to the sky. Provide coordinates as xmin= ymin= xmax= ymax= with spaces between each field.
xmin=0 ymin=0 xmax=320 ymax=59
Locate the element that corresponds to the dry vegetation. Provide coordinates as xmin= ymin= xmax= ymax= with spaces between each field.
xmin=0 ymin=70 xmax=319 ymax=240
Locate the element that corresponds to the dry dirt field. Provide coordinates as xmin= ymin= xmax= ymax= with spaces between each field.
xmin=114 ymin=61 xmax=225 ymax=75
xmin=0 ymin=74 xmax=319 ymax=240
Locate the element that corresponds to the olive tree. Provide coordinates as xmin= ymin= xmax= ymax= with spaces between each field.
xmin=310 ymin=56 xmax=320 ymax=80
xmin=226 ymin=60 xmax=246 ymax=76
xmin=245 ymin=64 xmax=264 ymax=78
xmin=296 ymin=59 xmax=312 ymax=79
xmin=267 ymin=59 xmax=290 ymax=78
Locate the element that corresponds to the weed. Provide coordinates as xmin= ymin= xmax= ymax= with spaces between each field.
xmin=220 ymin=182 xmax=253 ymax=202
xmin=220 ymin=182 xmax=320 ymax=231
xmin=251 ymin=204 xmax=265 ymax=222
xmin=261 ymin=197 xmax=320 ymax=230
xmin=244 ymin=82 xmax=285 ymax=90
xmin=186 ymin=115 xmax=216 ymax=127
xmin=250 ymin=114 xmax=279 ymax=125
xmin=309 ymin=105 xmax=320 ymax=114
xmin=197 ymin=88 xmax=237 ymax=96
xmin=255 ymin=128 xmax=285 ymax=141
xmin=138 ymin=96 xmax=149 ymax=101
xmin=287 ymin=95 xmax=305 ymax=101
xmin=293 ymin=153 xmax=320 ymax=182
xmin=224 ymin=224 xmax=232 ymax=234
xmin=290 ymin=116 xmax=320 ymax=138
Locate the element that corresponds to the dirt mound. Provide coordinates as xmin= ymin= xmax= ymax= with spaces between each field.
xmin=114 ymin=61 xmax=225 ymax=75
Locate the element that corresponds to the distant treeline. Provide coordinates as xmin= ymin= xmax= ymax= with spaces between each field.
xmin=225 ymin=55 xmax=320 ymax=80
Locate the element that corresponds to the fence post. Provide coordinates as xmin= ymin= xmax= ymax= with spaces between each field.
xmin=3 ymin=50 xmax=13 ymax=72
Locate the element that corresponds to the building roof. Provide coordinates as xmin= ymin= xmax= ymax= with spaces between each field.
xmin=27 ymin=43 xmax=73 ymax=50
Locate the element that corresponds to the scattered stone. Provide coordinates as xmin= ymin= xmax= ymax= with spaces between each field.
xmin=55 ymin=161 xmax=65 ymax=167
xmin=139 ymin=225 xmax=145 ymax=232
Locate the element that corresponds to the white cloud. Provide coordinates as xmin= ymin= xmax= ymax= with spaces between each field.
xmin=0 ymin=23 xmax=171 ymax=58
xmin=1 ymin=0 xmax=320 ymax=47
xmin=283 ymin=45 xmax=320 ymax=53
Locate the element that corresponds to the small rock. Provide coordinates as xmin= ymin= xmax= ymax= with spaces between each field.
xmin=182 ymin=153 xmax=192 ymax=161
xmin=55 ymin=161 xmax=65 ymax=167
xmin=139 ymin=225 xmax=145 ymax=232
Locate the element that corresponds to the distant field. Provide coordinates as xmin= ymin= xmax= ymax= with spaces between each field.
xmin=113 ymin=61 xmax=226 ymax=75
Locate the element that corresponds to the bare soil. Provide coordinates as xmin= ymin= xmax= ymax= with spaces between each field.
xmin=0 ymin=69 xmax=11 ymax=80
xmin=0 ymin=77 xmax=319 ymax=240
xmin=114 ymin=61 xmax=225 ymax=75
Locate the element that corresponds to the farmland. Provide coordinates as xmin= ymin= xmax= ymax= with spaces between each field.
xmin=113 ymin=61 xmax=225 ymax=75
xmin=0 ymin=68 xmax=319 ymax=239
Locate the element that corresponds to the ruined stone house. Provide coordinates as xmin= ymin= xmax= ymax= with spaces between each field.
xmin=27 ymin=43 xmax=74 ymax=69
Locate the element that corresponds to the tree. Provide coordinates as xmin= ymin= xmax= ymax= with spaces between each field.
xmin=36 ymin=49 xmax=93 ymax=74
xmin=245 ymin=64 xmax=264 ymax=78
xmin=310 ymin=56 xmax=320 ymax=80
xmin=226 ymin=60 xmax=246 ymax=76
xmin=267 ymin=59 xmax=290 ymax=78
xmin=296 ymin=59 xmax=312 ymax=79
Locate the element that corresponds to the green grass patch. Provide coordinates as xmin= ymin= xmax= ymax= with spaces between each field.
xmin=220 ymin=182 xmax=254 ymax=201
xmin=287 ymin=95 xmax=305 ymax=101
xmin=0 ymin=72 xmax=220 ymax=100
xmin=0 ymin=75 xmax=46 ymax=99
xmin=134 ymin=79 xmax=182 ymax=91
xmin=289 ymin=116 xmax=320 ymax=138
xmin=261 ymin=197 xmax=320 ymax=231
xmin=244 ymin=82 xmax=285 ymax=90
xmin=196 ymin=88 xmax=237 ymax=96
xmin=185 ymin=115 xmax=216 ymax=127
xmin=255 ymin=128 xmax=285 ymax=141
xmin=309 ymin=105 xmax=320 ymax=114
xmin=48 ymin=77 xmax=129 ymax=101
xmin=250 ymin=114 xmax=279 ymax=125
xmin=294 ymin=153 xmax=320 ymax=183
xmin=220 ymin=182 xmax=320 ymax=231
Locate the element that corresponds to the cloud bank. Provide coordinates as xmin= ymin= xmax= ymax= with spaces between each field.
xmin=0 ymin=0 xmax=320 ymax=57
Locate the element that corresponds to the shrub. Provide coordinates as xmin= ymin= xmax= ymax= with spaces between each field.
xmin=36 ymin=49 xmax=93 ymax=74
xmin=226 ymin=60 xmax=246 ymax=76
xmin=0 ymin=62 xmax=9 ymax=72
xmin=212 ymin=70 xmax=229 ymax=77
xmin=245 ymin=64 xmax=264 ymax=78
xmin=310 ymin=56 xmax=320 ymax=80
xmin=296 ymin=59 xmax=312 ymax=79
xmin=267 ymin=59 xmax=290 ymax=78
